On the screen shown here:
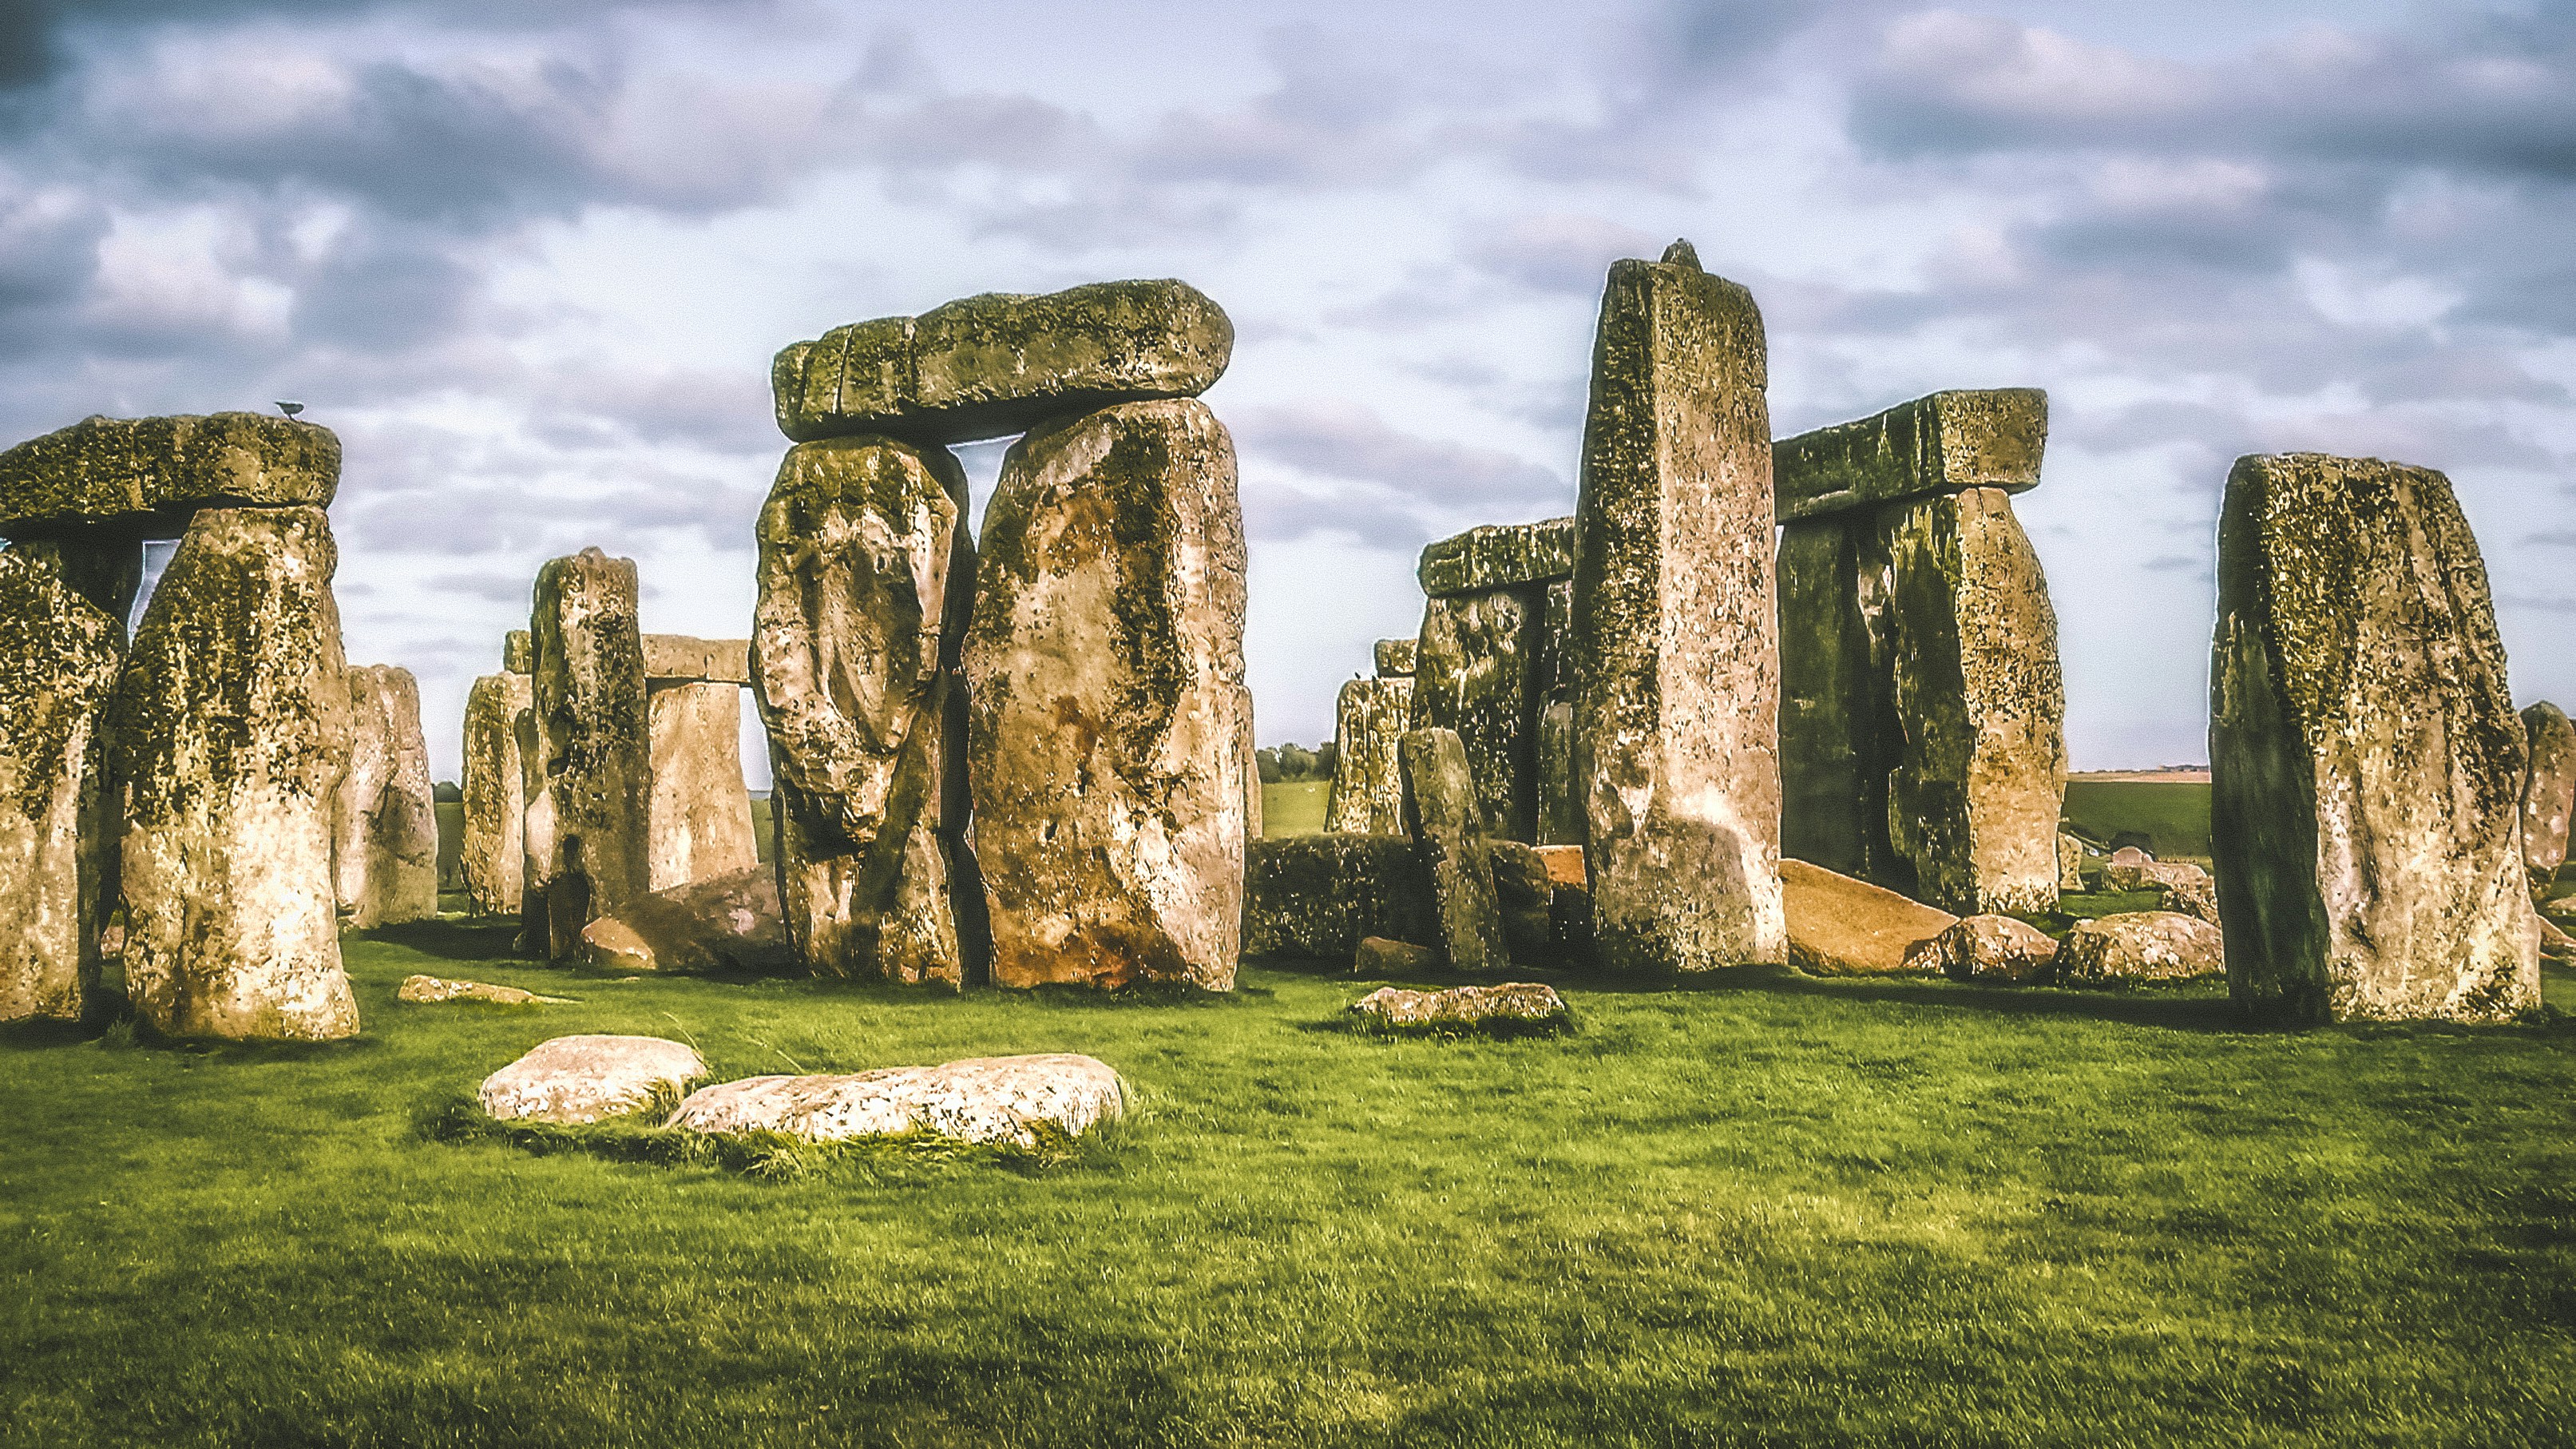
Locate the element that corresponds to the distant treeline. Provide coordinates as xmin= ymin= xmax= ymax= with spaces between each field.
xmin=1256 ymin=743 xmax=1337 ymax=784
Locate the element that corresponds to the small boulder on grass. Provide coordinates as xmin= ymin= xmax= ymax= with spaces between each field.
xmin=1354 ymin=936 xmax=1437 ymax=975
xmin=2056 ymin=912 xmax=2224 ymax=985
xmin=399 ymin=975 xmax=569 ymax=1006
xmin=479 ymin=1035 xmax=706 ymax=1125
xmin=2104 ymin=857 xmax=2219 ymax=924
xmin=1903 ymin=915 xmax=2058 ymax=983
xmin=664 ymin=1054 xmax=1124 ymax=1149
xmin=1349 ymin=982 xmax=1568 ymax=1033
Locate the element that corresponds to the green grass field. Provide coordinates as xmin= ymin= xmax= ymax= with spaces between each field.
xmin=2062 ymin=780 xmax=2213 ymax=859
xmin=1262 ymin=779 xmax=1330 ymax=838
xmin=5 ymin=923 xmax=2574 ymax=1447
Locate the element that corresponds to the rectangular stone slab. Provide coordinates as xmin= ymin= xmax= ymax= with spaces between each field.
xmin=529 ymin=547 xmax=653 ymax=946
xmin=331 ymin=664 xmax=440 ymax=930
xmin=2211 ymin=451 xmax=2540 ymax=1024
xmin=1242 ymin=835 xmax=1438 ymax=960
xmin=1777 ymin=515 xmax=1899 ymax=887
xmin=646 ymin=680 xmax=759 ymax=892
xmin=772 ymin=280 xmax=1233 ymax=446
xmin=1408 ymin=587 xmax=1540 ymax=843
xmin=1326 ymin=677 xmax=1413 ymax=836
xmin=641 ymin=633 xmax=751 ymax=685
xmin=0 ymin=413 xmax=339 ymax=533
xmin=462 ymin=671 xmax=530 ymax=916
xmin=1773 ymin=389 xmax=2045 ymax=524
xmin=1399 ymin=727 xmax=1508 ymax=971
xmin=1416 ymin=516 xmax=1576 ymax=598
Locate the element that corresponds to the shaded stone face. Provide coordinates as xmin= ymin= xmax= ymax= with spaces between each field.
xmin=1399 ymin=727 xmax=1507 ymax=972
xmin=460 ymin=671 xmax=530 ymax=916
xmin=646 ymin=681 xmax=758 ymax=892
xmin=965 ymin=399 xmax=1249 ymax=990
xmin=513 ymin=702 xmax=553 ymax=951
xmin=580 ymin=865 xmax=794 ymax=975
xmin=109 ymin=506 xmax=358 ymax=1042
xmin=1325 ymin=676 xmax=1413 ymax=835
xmin=0 ymin=412 xmax=339 ymax=533
xmin=1535 ymin=578 xmax=1580 ymax=847
xmin=1409 ymin=588 xmax=1539 ymax=842
xmin=1571 ymin=247 xmax=1785 ymax=971
xmin=2212 ymin=453 xmax=2539 ymax=1024
xmin=774 ymin=280 xmax=1234 ymax=446
xmin=2521 ymin=701 xmax=2576 ymax=891
xmin=331 ymin=664 xmax=439 ymax=929
xmin=1905 ymin=913 xmax=2059 ymax=983
xmin=1773 ymin=389 xmax=2046 ymax=524
xmin=530 ymin=547 xmax=652 ymax=946
xmin=1776 ymin=517 xmax=1896 ymax=886
xmin=502 ymin=629 xmax=533 ymax=674
xmin=753 ymin=435 xmax=964 ymax=986
xmin=1241 ymin=834 xmax=1437 ymax=961
xmin=0 ymin=545 xmax=124 ymax=1023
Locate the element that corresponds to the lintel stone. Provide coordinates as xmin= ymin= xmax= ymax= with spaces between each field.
xmin=1773 ymin=389 xmax=2045 ymax=524
xmin=0 ymin=413 xmax=339 ymax=534
xmin=641 ymin=633 xmax=751 ymax=685
xmin=1416 ymin=516 xmax=1576 ymax=598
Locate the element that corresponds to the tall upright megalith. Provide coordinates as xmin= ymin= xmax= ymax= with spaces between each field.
xmin=640 ymin=636 xmax=759 ymax=893
xmin=2520 ymin=701 xmax=2575 ymax=897
xmin=965 ymin=399 xmax=1250 ymax=990
xmin=0 ymin=546 xmax=124 ymax=1023
xmin=1571 ymin=240 xmax=1785 ymax=971
xmin=461 ymin=665 xmax=530 ymax=915
xmin=1406 ymin=517 xmax=1576 ymax=844
xmin=2212 ymin=453 xmax=2539 ymax=1024
xmin=332 ymin=663 xmax=439 ymax=928
xmin=751 ymin=439 xmax=965 ymax=986
xmin=529 ymin=547 xmax=651 ymax=957
xmin=113 ymin=507 xmax=359 ymax=1041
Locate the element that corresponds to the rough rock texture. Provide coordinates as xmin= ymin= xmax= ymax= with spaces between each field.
xmin=2105 ymin=857 xmax=2219 ymax=923
xmin=461 ymin=671 xmax=530 ymax=916
xmin=502 ymin=629 xmax=533 ymax=674
xmin=1354 ymin=936 xmax=1437 ymax=975
xmin=1401 ymin=728 xmax=1508 ymax=972
xmin=1374 ymin=637 xmax=1417 ymax=677
xmin=2056 ymin=911 xmax=2225 ymax=985
xmin=1776 ymin=516 xmax=1895 ymax=885
xmin=1409 ymin=589 xmax=1538 ymax=840
xmin=1780 ymin=859 xmax=1957 ymax=975
xmin=398 ymin=975 xmax=568 ymax=1006
xmin=1902 ymin=914 xmax=2059 ymax=983
xmin=2059 ymin=833 xmax=2087 ymax=892
xmin=1489 ymin=840 xmax=1556 ymax=963
xmin=646 ymin=681 xmax=758 ymax=892
xmin=578 ymin=865 xmax=795 ymax=975
xmin=965 ymin=399 xmax=1249 ymax=990
xmin=1348 ymin=982 xmax=1569 ymax=1031
xmin=1324 ymin=676 xmax=1413 ymax=835
xmin=514 ymin=703 xmax=553 ymax=952
xmin=775 ymin=280 xmax=1233 ymax=446
xmin=331 ymin=664 xmax=439 ymax=929
xmin=109 ymin=506 xmax=358 ymax=1041
xmin=0 ymin=545 xmax=124 ymax=1023
xmin=641 ymin=634 xmax=751 ymax=684
xmin=529 ymin=548 xmax=652 ymax=955
xmin=1241 ymin=835 xmax=1436 ymax=960
xmin=1535 ymin=578 xmax=1581 ymax=846
xmin=1773 ymin=389 xmax=2047 ymax=523
xmin=0 ymin=412 xmax=338 ymax=529
xmin=479 ymin=1034 xmax=706 ymax=1125
xmin=754 ymin=436 xmax=965 ymax=985
xmin=1572 ymin=243 xmax=1785 ymax=971
xmin=2211 ymin=453 xmax=2540 ymax=1023
xmin=1532 ymin=844 xmax=1586 ymax=888
xmin=1416 ymin=517 xmax=1577 ymax=597
xmin=668 ymin=1054 xmax=1126 ymax=1148
xmin=2522 ymin=701 xmax=2576 ymax=893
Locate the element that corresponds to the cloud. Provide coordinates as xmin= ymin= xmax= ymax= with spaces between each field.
xmin=1237 ymin=400 xmax=1567 ymax=510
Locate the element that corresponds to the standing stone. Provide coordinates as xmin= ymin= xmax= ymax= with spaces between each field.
xmin=1776 ymin=516 xmax=1896 ymax=883
xmin=331 ymin=664 xmax=439 ymax=928
xmin=1409 ymin=590 xmax=1538 ymax=841
xmin=2212 ymin=453 xmax=2539 ymax=1024
xmin=109 ymin=507 xmax=358 ymax=1041
xmin=502 ymin=629 xmax=533 ymax=674
xmin=513 ymin=704 xmax=553 ymax=952
xmin=2058 ymin=832 xmax=2087 ymax=893
xmin=2520 ymin=701 xmax=2576 ymax=895
xmin=529 ymin=548 xmax=652 ymax=955
xmin=1374 ymin=637 xmax=1417 ymax=677
xmin=965 ymin=399 xmax=1248 ymax=990
xmin=646 ymin=681 xmax=758 ymax=891
xmin=460 ymin=670 xmax=530 ymax=915
xmin=1571 ymin=240 xmax=1785 ymax=971
xmin=752 ymin=436 xmax=964 ymax=985
xmin=1535 ymin=578 xmax=1582 ymax=846
xmin=1400 ymin=728 xmax=1507 ymax=971
xmin=0 ymin=546 xmax=123 ymax=1023
xmin=1325 ymin=676 xmax=1413 ymax=835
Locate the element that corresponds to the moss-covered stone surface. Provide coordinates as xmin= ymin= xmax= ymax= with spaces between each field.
xmin=460 ymin=671 xmax=529 ymax=916
xmin=0 ymin=545 xmax=122 ymax=1023
xmin=2521 ymin=701 xmax=2575 ymax=891
xmin=1399 ymin=727 xmax=1506 ymax=972
xmin=1772 ymin=387 xmax=2045 ymax=524
xmin=1414 ymin=516 xmax=1575 ymax=598
xmin=530 ymin=547 xmax=652 ymax=954
xmin=1241 ymin=834 xmax=1436 ymax=960
xmin=331 ymin=663 xmax=439 ymax=930
xmin=1407 ymin=586 xmax=1540 ymax=842
xmin=0 ymin=412 xmax=337 ymax=531
xmin=1323 ymin=676 xmax=1410 ymax=836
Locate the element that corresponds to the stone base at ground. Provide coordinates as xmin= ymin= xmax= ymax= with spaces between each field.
xmin=1904 ymin=915 xmax=2059 ymax=983
xmin=1354 ymin=936 xmax=1438 ymax=975
xmin=2055 ymin=912 xmax=2224 ymax=984
xmin=1781 ymin=859 xmax=1957 ymax=975
xmin=1347 ymin=982 xmax=1569 ymax=1031
xmin=666 ymin=1054 xmax=1126 ymax=1148
xmin=1401 ymin=727 xmax=1507 ymax=971
xmin=480 ymin=1035 xmax=707 ymax=1124
xmin=1242 ymin=835 xmax=1437 ymax=961
xmin=578 ymin=866 xmax=795 ymax=975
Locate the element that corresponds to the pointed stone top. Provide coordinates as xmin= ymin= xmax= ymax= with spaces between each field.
xmin=1661 ymin=239 xmax=1702 ymax=269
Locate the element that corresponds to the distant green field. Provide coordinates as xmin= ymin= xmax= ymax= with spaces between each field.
xmin=1262 ymin=780 xmax=1330 ymax=838
xmin=2062 ymin=780 xmax=2212 ymax=859
xmin=434 ymin=800 xmax=464 ymax=889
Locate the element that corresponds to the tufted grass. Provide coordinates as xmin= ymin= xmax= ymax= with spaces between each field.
xmin=4 ymin=922 xmax=2575 ymax=1447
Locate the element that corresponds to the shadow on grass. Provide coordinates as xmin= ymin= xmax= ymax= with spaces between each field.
xmin=359 ymin=916 xmax=528 ymax=963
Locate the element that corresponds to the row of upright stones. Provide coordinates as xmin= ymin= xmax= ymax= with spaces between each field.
xmin=0 ymin=415 xmax=440 ymax=1038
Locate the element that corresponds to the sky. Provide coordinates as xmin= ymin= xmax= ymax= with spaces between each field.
xmin=0 ymin=0 xmax=2569 ymax=781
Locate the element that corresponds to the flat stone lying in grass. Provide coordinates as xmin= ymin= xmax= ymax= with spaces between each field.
xmin=398 ymin=975 xmax=569 ymax=1006
xmin=2055 ymin=912 xmax=2223 ymax=985
xmin=664 ymin=1054 xmax=1125 ymax=1149
xmin=1353 ymin=936 xmax=1437 ymax=975
xmin=1903 ymin=915 xmax=2058 ymax=983
xmin=481 ymin=1035 xmax=706 ymax=1125
xmin=1347 ymin=982 xmax=1569 ymax=1032
xmin=1780 ymin=859 xmax=1956 ymax=975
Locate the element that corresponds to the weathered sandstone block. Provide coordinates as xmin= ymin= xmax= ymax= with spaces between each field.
xmin=1400 ymin=728 xmax=1506 ymax=972
xmin=0 ymin=545 xmax=123 ymax=1023
xmin=331 ymin=664 xmax=439 ymax=928
xmin=398 ymin=975 xmax=568 ymax=1006
xmin=646 ymin=680 xmax=758 ymax=891
xmin=461 ymin=670 xmax=530 ymax=915
xmin=641 ymin=634 xmax=751 ymax=685
xmin=530 ymin=547 xmax=652 ymax=950
xmin=1374 ymin=637 xmax=1417 ymax=677
xmin=0 ymin=412 xmax=337 ymax=528
xmin=1780 ymin=859 xmax=1956 ymax=975
xmin=502 ymin=629 xmax=533 ymax=674
xmin=668 ymin=1054 xmax=1127 ymax=1148
xmin=2056 ymin=911 xmax=2223 ymax=984
xmin=579 ymin=865 xmax=794 ymax=975
xmin=1902 ymin=914 xmax=2059 ymax=983
xmin=109 ymin=507 xmax=357 ymax=1040
xmin=2522 ymin=701 xmax=2576 ymax=893
xmin=753 ymin=436 xmax=964 ymax=985
xmin=1415 ymin=516 xmax=1575 ymax=597
xmin=1325 ymin=676 xmax=1413 ymax=835
xmin=2212 ymin=454 xmax=2539 ymax=1023
xmin=513 ymin=703 xmax=553 ymax=951
xmin=1409 ymin=588 xmax=1539 ymax=841
xmin=1572 ymin=241 xmax=1785 ymax=971
xmin=480 ymin=1035 xmax=705 ymax=1125
xmin=1773 ymin=388 xmax=2045 ymax=524
xmin=1242 ymin=834 xmax=1437 ymax=960
xmin=965 ymin=399 xmax=1249 ymax=990
xmin=1536 ymin=578 xmax=1580 ymax=846
xmin=1348 ymin=982 xmax=1568 ymax=1032
xmin=2059 ymin=833 xmax=2086 ymax=892
xmin=774 ymin=280 xmax=1232 ymax=446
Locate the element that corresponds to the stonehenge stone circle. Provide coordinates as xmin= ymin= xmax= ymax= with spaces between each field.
xmin=645 ymin=677 xmax=759 ymax=892
xmin=965 ymin=399 xmax=1250 ymax=990
xmin=2212 ymin=453 xmax=2540 ymax=1023
xmin=111 ymin=506 xmax=359 ymax=1041
xmin=1373 ymin=637 xmax=1417 ymax=677
xmin=1572 ymin=240 xmax=1785 ymax=971
xmin=331 ymin=663 xmax=439 ymax=929
xmin=502 ymin=629 xmax=533 ymax=674
xmin=529 ymin=547 xmax=652 ymax=956
xmin=0 ymin=546 xmax=124 ymax=1023
xmin=1325 ymin=676 xmax=1413 ymax=835
xmin=2520 ymin=701 xmax=2575 ymax=895
xmin=461 ymin=668 xmax=531 ymax=915
xmin=752 ymin=436 xmax=967 ymax=986
xmin=641 ymin=633 xmax=751 ymax=685
xmin=1399 ymin=727 xmax=1507 ymax=972
xmin=1779 ymin=859 xmax=1956 ymax=975
xmin=774 ymin=280 xmax=1233 ymax=446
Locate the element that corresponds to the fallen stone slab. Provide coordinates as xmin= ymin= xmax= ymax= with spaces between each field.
xmin=641 ymin=634 xmax=751 ymax=685
xmin=665 ymin=1054 xmax=1126 ymax=1149
xmin=398 ymin=975 xmax=569 ymax=1006
xmin=2055 ymin=911 xmax=2224 ymax=985
xmin=1416 ymin=516 xmax=1576 ymax=598
xmin=0 ymin=411 xmax=338 ymax=531
xmin=1772 ymin=388 xmax=2045 ymax=524
xmin=1781 ymin=859 xmax=1957 ymax=975
xmin=1354 ymin=936 xmax=1437 ymax=975
xmin=2105 ymin=857 xmax=2218 ymax=924
xmin=1903 ymin=914 xmax=2059 ymax=983
xmin=579 ymin=866 xmax=795 ymax=975
xmin=773 ymin=280 xmax=1232 ymax=445
xmin=1347 ymin=982 xmax=1570 ymax=1032
xmin=480 ymin=1034 xmax=707 ymax=1124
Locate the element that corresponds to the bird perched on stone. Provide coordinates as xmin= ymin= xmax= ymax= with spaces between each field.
xmin=275 ymin=400 xmax=304 ymax=418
